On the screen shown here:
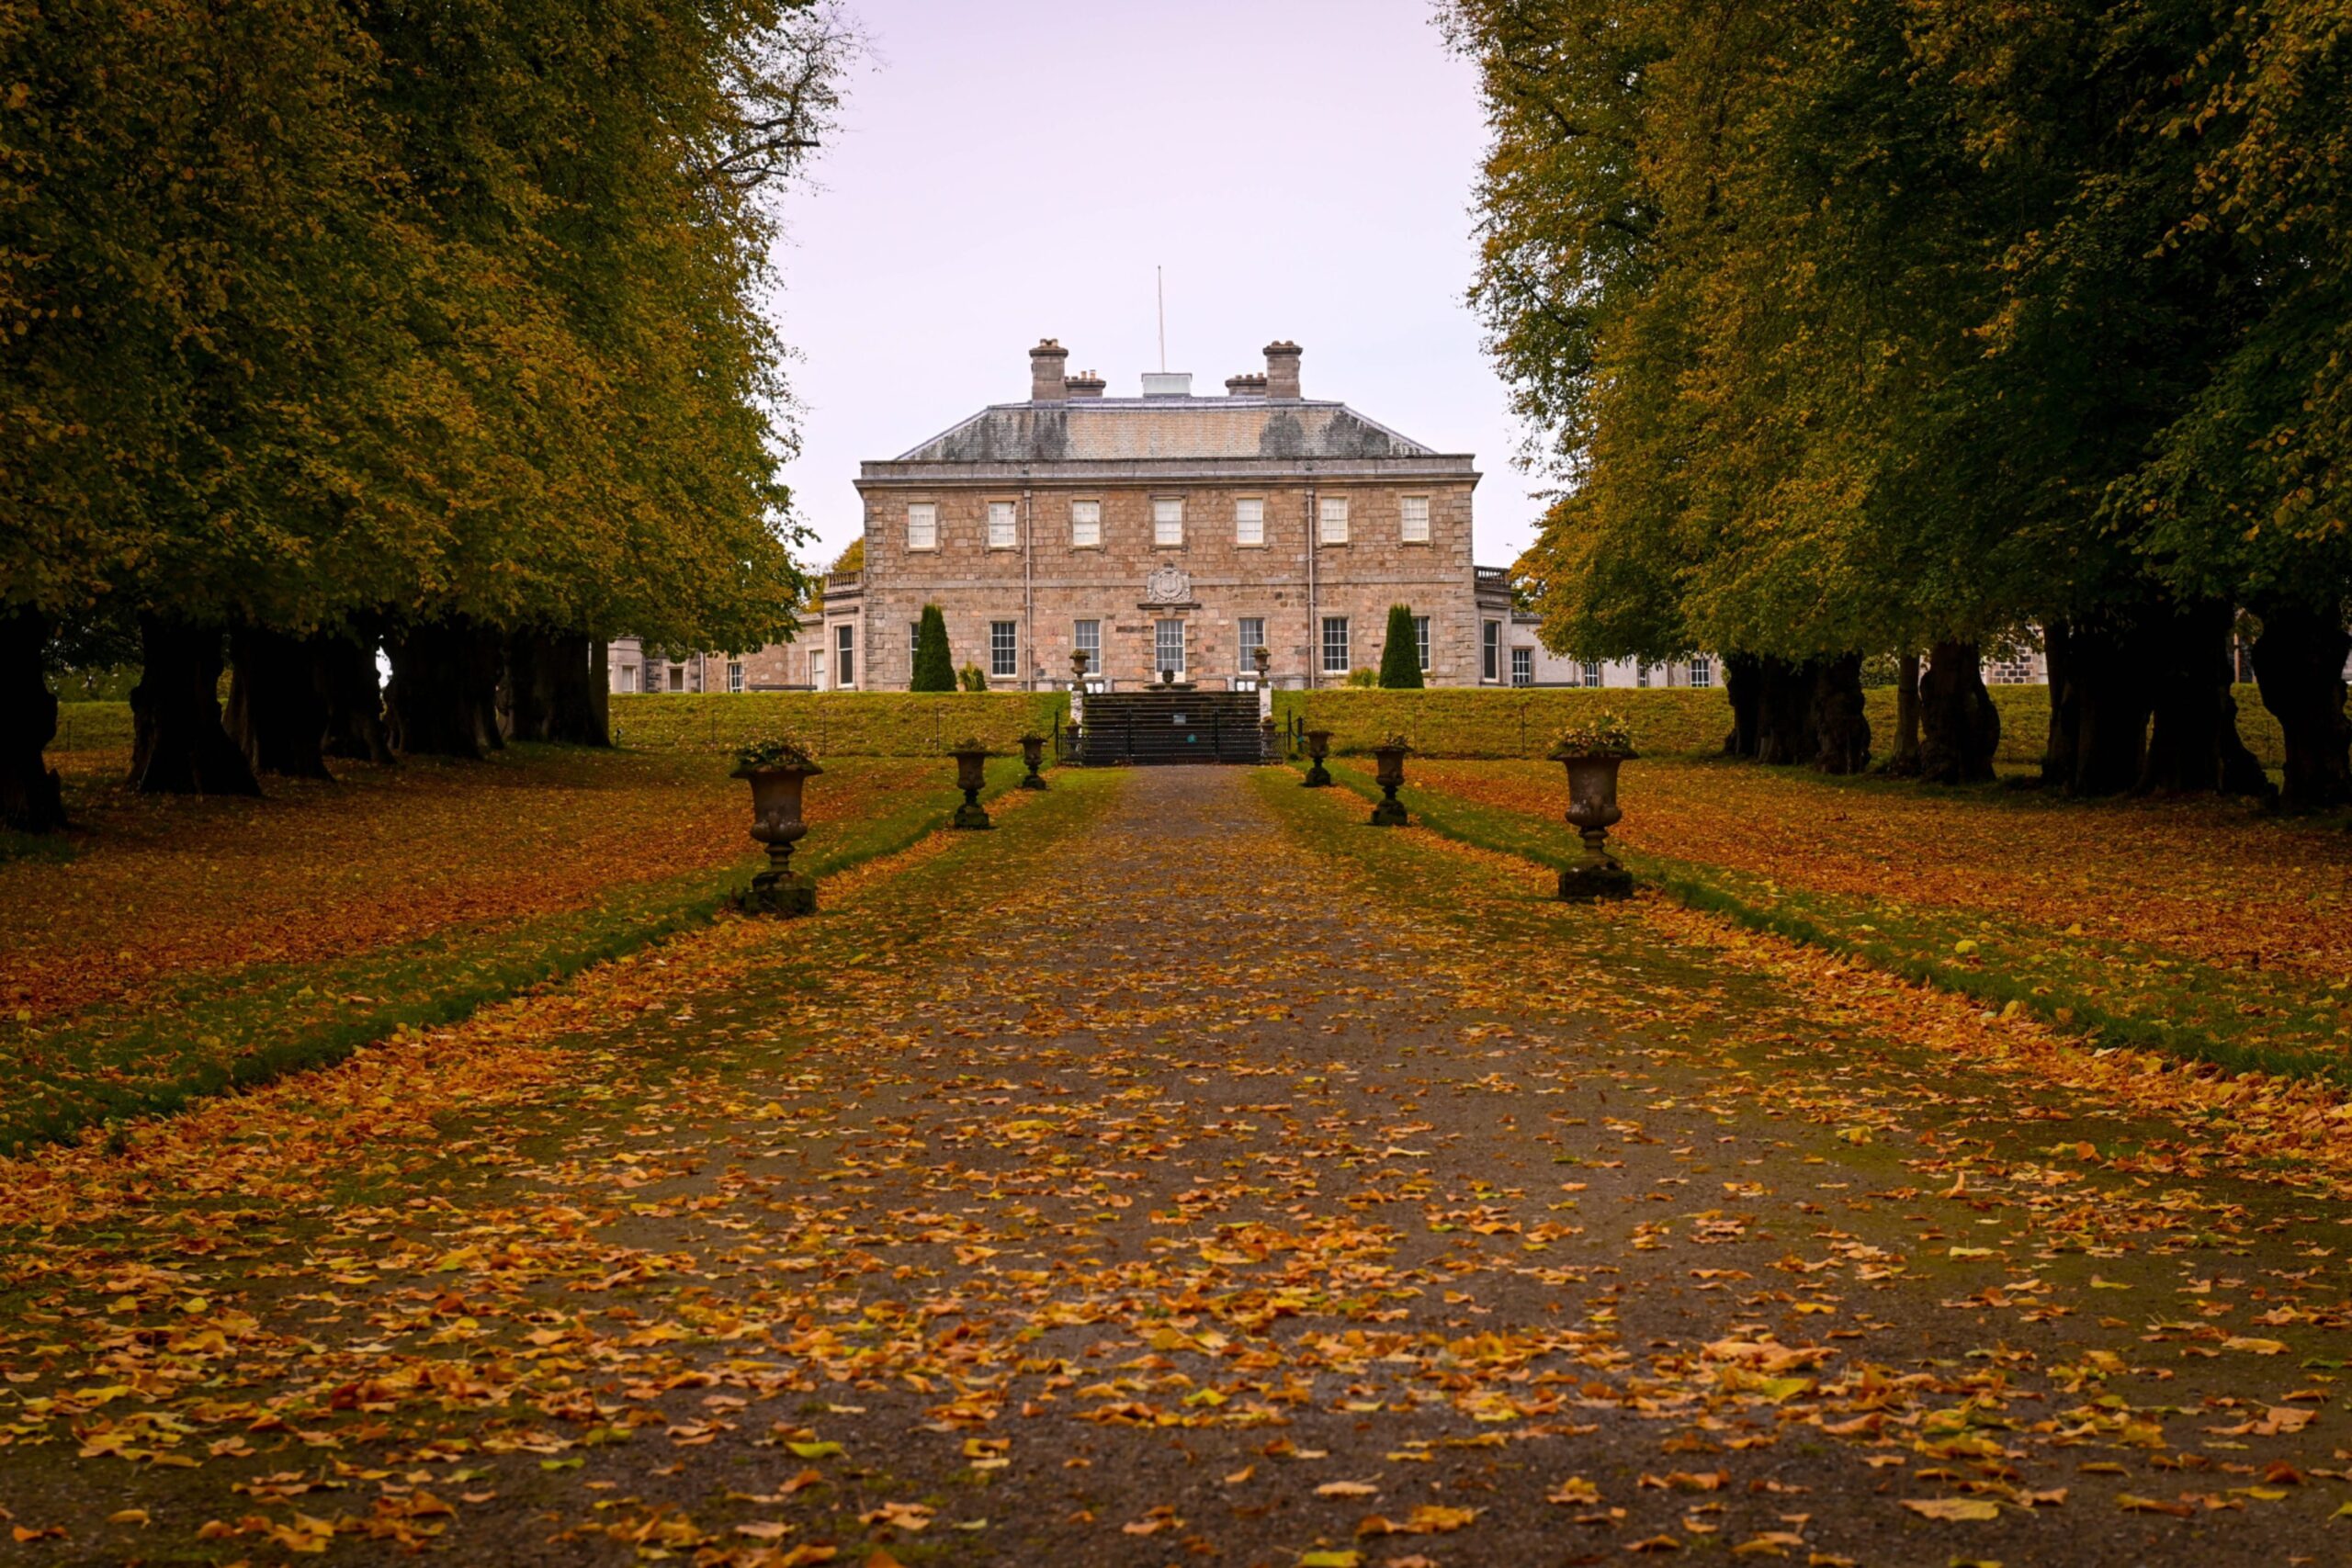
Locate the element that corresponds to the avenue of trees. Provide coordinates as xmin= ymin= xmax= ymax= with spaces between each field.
xmin=1448 ymin=0 xmax=2352 ymax=808
xmin=1 ymin=0 xmax=855 ymax=829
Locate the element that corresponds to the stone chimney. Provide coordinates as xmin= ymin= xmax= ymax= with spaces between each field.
xmin=1067 ymin=368 xmax=1106 ymax=399
xmin=1029 ymin=338 xmax=1069 ymax=401
xmin=1225 ymin=372 xmax=1268 ymax=397
xmin=1263 ymin=340 xmax=1302 ymax=399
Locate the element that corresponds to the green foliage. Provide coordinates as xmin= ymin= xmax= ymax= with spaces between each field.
xmin=957 ymin=662 xmax=989 ymax=694
xmin=1 ymin=0 xmax=840 ymax=651
xmin=1378 ymin=605 xmax=1425 ymax=689
xmin=1550 ymin=709 xmax=1637 ymax=760
xmin=732 ymin=734 xmax=819 ymax=772
xmin=910 ymin=605 xmax=956 ymax=692
xmin=1342 ymin=668 xmax=1379 ymax=689
xmin=1444 ymin=0 xmax=2352 ymax=671
xmin=612 ymin=693 xmax=1069 ymax=757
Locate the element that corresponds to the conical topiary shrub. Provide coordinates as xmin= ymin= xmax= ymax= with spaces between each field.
xmin=911 ymin=604 xmax=956 ymax=692
xmin=1378 ymin=604 xmax=1424 ymax=689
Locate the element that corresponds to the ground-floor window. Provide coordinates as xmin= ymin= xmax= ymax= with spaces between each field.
xmin=1511 ymin=648 xmax=1532 ymax=686
xmin=1413 ymin=615 xmax=1430 ymax=671
xmin=836 ymin=625 xmax=855 ymax=688
xmin=616 ymin=663 xmax=639 ymax=694
xmin=989 ymin=620 xmax=1018 ymax=679
xmin=1074 ymin=619 xmax=1101 ymax=672
xmin=667 ymin=663 xmax=686 ymax=692
xmin=1582 ymin=660 xmax=1601 ymax=688
xmin=1156 ymin=618 xmax=1186 ymax=675
xmin=727 ymin=660 xmax=743 ymax=694
xmin=810 ymin=651 xmax=827 ymax=691
xmin=1481 ymin=621 xmax=1498 ymax=681
xmin=1321 ymin=616 xmax=1350 ymax=673
xmin=1237 ymin=616 xmax=1265 ymax=667
xmin=1689 ymin=656 xmax=1712 ymax=689
xmin=1636 ymin=662 xmax=1652 ymax=688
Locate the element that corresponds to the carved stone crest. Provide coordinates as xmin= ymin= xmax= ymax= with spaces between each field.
xmin=1144 ymin=564 xmax=1192 ymax=604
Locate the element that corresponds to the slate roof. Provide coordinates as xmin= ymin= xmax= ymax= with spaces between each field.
xmin=885 ymin=397 xmax=1456 ymax=466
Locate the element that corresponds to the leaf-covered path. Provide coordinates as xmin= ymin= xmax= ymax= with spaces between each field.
xmin=5 ymin=766 xmax=2348 ymax=1566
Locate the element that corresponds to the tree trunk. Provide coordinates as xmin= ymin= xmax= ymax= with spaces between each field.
xmin=2138 ymin=600 xmax=2273 ymax=799
xmin=386 ymin=618 xmax=504 ymax=759
xmin=1883 ymin=652 xmax=1922 ymax=777
xmin=2250 ymin=596 xmax=2352 ymax=812
xmin=1721 ymin=652 xmax=1761 ymax=758
xmin=1917 ymin=640 xmax=2000 ymax=784
xmin=2041 ymin=615 xmax=2154 ymax=795
xmin=128 ymin=615 xmax=261 ymax=795
xmin=503 ymin=632 xmax=554 ymax=742
xmin=1754 ymin=657 xmax=1820 ymax=765
xmin=321 ymin=629 xmax=394 ymax=764
xmin=1808 ymin=652 xmax=1871 ymax=773
xmin=225 ymin=626 xmax=334 ymax=779
xmin=546 ymin=634 xmax=611 ymax=747
xmin=0 ymin=607 xmax=67 ymax=832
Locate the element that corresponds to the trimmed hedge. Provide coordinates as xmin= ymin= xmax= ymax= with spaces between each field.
xmin=55 ymin=681 xmax=2287 ymax=766
xmin=1273 ymin=683 xmax=2286 ymax=768
xmin=613 ymin=692 xmax=1069 ymax=756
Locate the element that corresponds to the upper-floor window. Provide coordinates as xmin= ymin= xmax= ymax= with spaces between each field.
xmin=906 ymin=502 xmax=937 ymax=550
xmin=1070 ymin=499 xmax=1101 ymax=547
xmin=987 ymin=500 xmax=1017 ymax=549
xmin=1318 ymin=496 xmax=1349 ymax=545
xmin=1153 ymin=497 xmax=1183 ymax=547
xmin=1401 ymin=496 xmax=1430 ymax=544
xmin=1235 ymin=498 xmax=1264 ymax=547
xmin=1413 ymin=615 xmax=1430 ymax=671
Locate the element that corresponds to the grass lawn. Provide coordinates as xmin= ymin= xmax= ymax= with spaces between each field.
xmin=1323 ymin=755 xmax=2352 ymax=1084
xmin=2 ymin=742 xmax=1025 ymax=1153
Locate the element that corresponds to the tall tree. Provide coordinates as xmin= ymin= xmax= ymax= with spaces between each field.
xmin=1378 ymin=605 xmax=1426 ymax=689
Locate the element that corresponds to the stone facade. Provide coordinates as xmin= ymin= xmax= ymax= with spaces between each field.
xmin=852 ymin=339 xmax=1487 ymax=691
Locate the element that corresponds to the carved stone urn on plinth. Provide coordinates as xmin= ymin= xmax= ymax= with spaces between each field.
xmin=1302 ymin=728 xmax=1333 ymax=787
xmin=732 ymin=760 xmax=820 ymax=916
xmin=949 ymin=739 xmax=994 ymax=829
xmin=1017 ymin=732 xmax=1047 ymax=789
xmin=1551 ymin=744 xmax=1634 ymax=902
xmin=1369 ymin=739 xmax=1412 ymax=827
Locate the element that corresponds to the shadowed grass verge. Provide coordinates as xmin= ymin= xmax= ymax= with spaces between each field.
xmin=0 ymin=760 xmax=1034 ymax=1156
xmin=1307 ymin=760 xmax=2352 ymax=1089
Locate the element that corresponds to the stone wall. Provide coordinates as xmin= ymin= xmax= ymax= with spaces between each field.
xmin=858 ymin=478 xmax=1480 ymax=690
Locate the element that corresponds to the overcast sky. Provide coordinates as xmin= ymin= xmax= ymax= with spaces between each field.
xmin=766 ymin=0 xmax=1543 ymax=573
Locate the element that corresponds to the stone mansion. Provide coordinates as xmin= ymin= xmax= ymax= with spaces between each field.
xmin=619 ymin=338 xmax=1510 ymax=694
xmin=608 ymin=336 xmax=1747 ymax=696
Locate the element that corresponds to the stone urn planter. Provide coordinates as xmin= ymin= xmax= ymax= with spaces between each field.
xmin=1070 ymin=648 xmax=1091 ymax=682
xmin=1369 ymin=738 xmax=1412 ymax=827
xmin=1549 ymin=739 xmax=1634 ymax=902
xmin=1017 ymin=731 xmax=1048 ymax=789
xmin=1252 ymin=645 xmax=1272 ymax=680
xmin=949 ymin=739 xmax=994 ymax=829
xmin=1302 ymin=728 xmax=1333 ymax=788
xmin=731 ymin=749 xmax=820 ymax=916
